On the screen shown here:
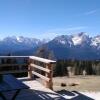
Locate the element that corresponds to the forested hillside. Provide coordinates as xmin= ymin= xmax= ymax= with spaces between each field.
xmin=54 ymin=60 xmax=100 ymax=76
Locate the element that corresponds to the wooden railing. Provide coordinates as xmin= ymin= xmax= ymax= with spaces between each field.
xmin=0 ymin=56 xmax=29 ymax=75
xmin=29 ymin=56 xmax=56 ymax=90
xmin=0 ymin=56 xmax=56 ymax=90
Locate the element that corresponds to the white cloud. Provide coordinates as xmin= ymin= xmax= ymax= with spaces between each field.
xmin=0 ymin=26 xmax=87 ymax=40
xmin=84 ymin=9 xmax=98 ymax=15
xmin=38 ymin=33 xmax=58 ymax=40
xmin=36 ymin=26 xmax=87 ymax=40
xmin=30 ymin=32 xmax=58 ymax=40
xmin=76 ymin=9 xmax=99 ymax=17
xmin=63 ymin=26 xmax=87 ymax=31
xmin=46 ymin=26 xmax=87 ymax=33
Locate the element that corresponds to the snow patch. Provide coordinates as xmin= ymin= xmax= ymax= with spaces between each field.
xmin=80 ymin=92 xmax=100 ymax=100
xmin=16 ymin=37 xmax=23 ymax=42
xmin=91 ymin=37 xmax=100 ymax=46
xmin=72 ymin=36 xmax=82 ymax=45
xmin=59 ymin=40 xmax=66 ymax=44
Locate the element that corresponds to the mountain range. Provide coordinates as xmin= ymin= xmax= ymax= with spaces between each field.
xmin=0 ymin=33 xmax=100 ymax=60
xmin=0 ymin=36 xmax=45 ymax=55
xmin=44 ymin=32 xmax=100 ymax=60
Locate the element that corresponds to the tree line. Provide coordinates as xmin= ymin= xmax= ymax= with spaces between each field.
xmin=54 ymin=59 xmax=100 ymax=76
xmin=35 ymin=47 xmax=100 ymax=76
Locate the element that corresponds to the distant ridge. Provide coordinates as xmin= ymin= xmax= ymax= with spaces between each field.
xmin=0 ymin=36 xmax=46 ymax=55
xmin=0 ymin=33 xmax=100 ymax=60
xmin=37 ymin=32 xmax=100 ymax=60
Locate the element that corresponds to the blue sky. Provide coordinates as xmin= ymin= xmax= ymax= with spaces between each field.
xmin=0 ymin=0 xmax=100 ymax=40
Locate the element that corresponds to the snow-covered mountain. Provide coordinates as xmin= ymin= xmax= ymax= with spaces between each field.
xmin=48 ymin=32 xmax=91 ymax=47
xmin=0 ymin=36 xmax=45 ymax=55
xmin=90 ymin=35 xmax=100 ymax=49
xmin=2 ymin=36 xmax=42 ymax=45
xmin=40 ymin=32 xmax=100 ymax=60
xmin=71 ymin=32 xmax=91 ymax=46
xmin=52 ymin=35 xmax=73 ymax=47
xmin=0 ymin=33 xmax=100 ymax=60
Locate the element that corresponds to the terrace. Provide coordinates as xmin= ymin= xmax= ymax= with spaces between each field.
xmin=0 ymin=56 xmax=95 ymax=100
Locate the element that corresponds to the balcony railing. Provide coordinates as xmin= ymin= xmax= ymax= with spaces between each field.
xmin=0 ymin=56 xmax=56 ymax=90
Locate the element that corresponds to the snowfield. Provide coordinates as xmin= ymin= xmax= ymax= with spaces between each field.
xmin=80 ymin=92 xmax=100 ymax=100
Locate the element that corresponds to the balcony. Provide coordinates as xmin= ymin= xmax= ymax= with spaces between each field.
xmin=0 ymin=56 xmax=62 ymax=100
xmin=0 ymin=56 xmax=96 ymax=100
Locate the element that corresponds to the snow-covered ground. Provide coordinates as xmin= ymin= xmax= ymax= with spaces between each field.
xmin=57 ymin=91 xmax=100 ymax=100
xmin=19 ymin=77 xmax=100 ymax=100
xmin=80 ymin=92 xmax=100 ymax=100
